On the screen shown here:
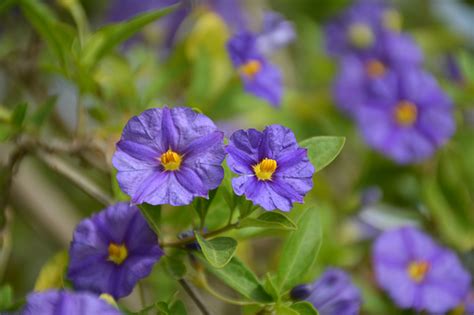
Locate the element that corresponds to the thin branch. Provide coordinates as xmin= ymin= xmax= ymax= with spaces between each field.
xmin=161 ymin=221 xmax=240 ymax=247
xmin=179 ymin=279 xmax=211 ymax=315
xmin=35 ymin=151 xmax=114 ymax=206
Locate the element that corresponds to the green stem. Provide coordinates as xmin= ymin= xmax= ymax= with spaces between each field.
xmin=161 ymin=221 xmax=240 ymax=247
xmin=178 ymin=279 xmax=211 ymax=315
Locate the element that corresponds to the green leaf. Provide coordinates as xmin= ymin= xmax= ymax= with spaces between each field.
xmin=34 ymin=251 xmax=68 ymax=291
xmin=240 ymin=211 xmax=297 ymax=231
xmin=162 ymin=254 xmax=187 ymax=279
xmin=20 ymin=0 xmax=74 ymax=71
xmin=300 ymin=136 xmax=345 ymax=172
xmin=194 ymin=232 xmax=237 ymax=268
xmin=169 ymin=300 xmax=187 ymax=315
xmin=275 ymin=304 xmax=299 ymax=315
xmin=291 ymin=302 xmax=319 ymax=315
xmin=80 ymin=5 xmax=177 ymax=70
xmin=138 ymin=203 xmax=161 ymax=235
xmin=11 ymin=103 xmax=28 ymax=128
xmin=263 ymin=273 xmax=280 ymax=302
xmin=192 ymin=188 xmax=219 ymax=227
xmin=0 ymin=285 xmax=13 ymax=310
xmin=277 ymin=207 xmax=322 ymax=291
xmin=30 ymin=96 xmax=57 ymax=127
xmin=196 ymin=255 xmax=273 ymax=303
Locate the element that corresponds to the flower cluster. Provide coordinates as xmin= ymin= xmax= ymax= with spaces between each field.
xmin=227 ymin=12 xmax=295 ymax=107
xmin=113 ymin=106 xmax=314 ymax=212
xmin=373 ymin=226 xmax=471 ymax=313
xmin=326 ymin=0 xmax=455 ymax=164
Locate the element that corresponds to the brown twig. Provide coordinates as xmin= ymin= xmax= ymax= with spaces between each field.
xmin=179 ymin=278 xmax=212 ymax=315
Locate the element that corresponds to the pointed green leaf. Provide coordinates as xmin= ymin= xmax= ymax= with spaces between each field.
xmin=80 ymin=5 xmax=177 ymax=69
xmin=275 ymin=304 xmax=299 ymax=315
xmin=31 ymin=96 xmax=57 ymax=127
xmin=194 ymin=232 xmax=237 ymax=268
xmin=11 ymin=103 xmax=28 ymax=128
xmin=291 ymin=302 xmax=319 ymax=315
xmin=300 ymin=136 xmax=345 ymax=172
xmin=277 ymin=207 xmax=322 ymax=291
xmin=240 ymin=211 xmax=297 ymax=231
xmin=138 ymin=203 xmax=161 ymax=235
xmin=196 ymin=255 xmax=273 ymax=303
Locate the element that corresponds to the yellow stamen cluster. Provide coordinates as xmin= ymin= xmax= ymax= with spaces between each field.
xmin=253 ymin=158 xmax=277 ymax=181
xmin=347 ymin=23 xmax=374 ymax=48
xmin=366 ymin=59 xmax=386 ymax=77
xmin=407 ymin=261 xmax=430 ymax=282
xmin=160 ymin=149 xmax=182 ymax=171
xmin=394 ymin=101 xmax=418 ymax=126
xmin=239 ymin=60 xmax=262 ymax=79
xmin=107 ymin=243 xmax=128 ymax=265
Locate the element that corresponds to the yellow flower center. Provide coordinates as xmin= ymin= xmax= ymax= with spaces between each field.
xmin=394 ymin=101 xmax=418 ymax=126
xmin=366 ymin=59 xmax=386 ymax=77
xmin=383 ymin=9 xmax=402 ymax=32
xmin=239 ymin=59 xmax=262 ymax=79
xmin=160 ymin=149 xmax=182 ymax=171
xmin=407 ymin=261 xmax=430 ymax=282
xmin=107 ymin=243 xmax=128 ymax=265
xmin=348 ymin=23 xmax=374 ymax=49
xmin=253 ymin=158 xmax=277 ymax=181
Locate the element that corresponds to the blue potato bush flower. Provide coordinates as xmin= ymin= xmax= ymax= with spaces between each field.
xmin=19 ymin=290 xmax=121 ymax=315
xmin=112 ymin=106 xmax=226 ymax=206
xmin=67 ymin=202 xmax=163 ymax=299
xmin=373 ymin=227 xmax=471 ymax=313
xmin=226 ymin=125 xmax=314 ymax=211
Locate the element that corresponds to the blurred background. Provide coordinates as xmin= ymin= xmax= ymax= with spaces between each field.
xmin=0 ymin=0 xmax=473 ymax=314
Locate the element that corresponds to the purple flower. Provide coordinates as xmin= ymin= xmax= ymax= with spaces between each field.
xmin=67 ymin=202 xmax=163 ymax=299
xmin=373 ymin=226 xmax=471 ymax=313
xmin=333 ymin=32 xmax=422 ymax=115
xmin=256 ymin=11 xmax=296 ymax=55
xmin=291 ymin=268 xmax=361 ymax=315
xmin=325 ymin=0 xmax=402 ymax=58
xmin=355 ymin=68 xmax=455 ymax=164
xmin=20 ymin=290 xmax=121 ymax=315
xmin=227 ymin=32 xmax=283 ymax=107
xmin=226 ymin=125 xmax=314 ymax=211
xmin=112 ymin=106 xmax=225 ymax=206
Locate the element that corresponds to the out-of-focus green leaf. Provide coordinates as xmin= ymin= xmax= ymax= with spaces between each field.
xmin=169 ymin=300 xmax=187 ymax=315
xmin=193 ymin=188 xmax=219 ymax=228
xmin=11 ymin=103 xmax=27 ymax=128
xmin=275 ymin=304 xmax=299 ymax=315
xmin=34 ymin=251 xmax=68 ymax=291
xmin=240 ymin=211 xmax=297 ymax=231
xmin=80 ymin=5 xmax=177 ymax=70
xmin=277 ymin=207 xmax=322 ymax=292
xmin=19 ymin=0 xmax=74 ymax=71
xmin=290 ymin=302 xmax=319 ymax=315
xmin=138 ymin=203 xmax=161 ymax=235
xmin=194 ymin=233 xmax=237 ymax=268
xmin=300 ymin=136 xmax=345 ymax=172
xmin=162 ymin=254 xmax=186 ymax=279
xmin=30 ymin=96 xmax=57 ymax=127
xmin=0 ymin=0 xmax=15 ymax=14
xmin=196 ymin=255 xmax=273 ymax=303
xmin=0 ymin=285 xmax=13 ymax=310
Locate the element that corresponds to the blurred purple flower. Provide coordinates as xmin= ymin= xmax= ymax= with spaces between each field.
xmin=325 ymin=0 xmax=402 ymax=58
xmin=112 ymin=107 xmax=225 ymax=206
xmin=67 ymin=202 xmax=163 ymax=299
xmin=373 ymin=226 xmax=471 ymax=313
xmin=106 ymin=0 xmax=246 ymax=50
xmin=291 ymin=268 xmax=361 ymax=315
xmin=355 ymin=68 xmax=455 ymax=164
xmin=226 ymin=125 xmax=314 ymax=211
xmin=20 ymin=290 xmax=121 ymax=315
xmin=256 ymin=11 xmax=296 ymax=55
xmin=227 ymin=32 xmax=283 ymax=106
xmin=333 ymin=32 xmax=422 ymax=115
